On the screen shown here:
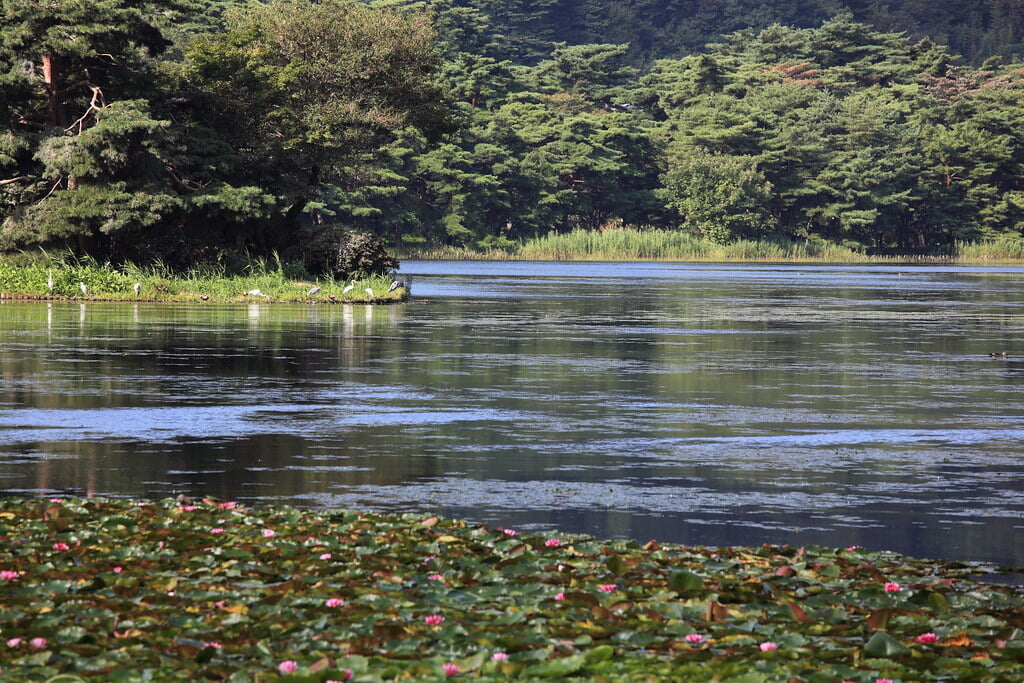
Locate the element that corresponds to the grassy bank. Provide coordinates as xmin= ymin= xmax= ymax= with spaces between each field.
xmin=0 ymin=497 xmax=1021 ymax=682
xmin=0 ymin=259 xmax=407 ymax=304
xmin=400 ymin=229 xmax=1024 ymax=263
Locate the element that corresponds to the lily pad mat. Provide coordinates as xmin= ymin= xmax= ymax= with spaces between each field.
xmin=0 ymin=497 xmax=1021 ymax=681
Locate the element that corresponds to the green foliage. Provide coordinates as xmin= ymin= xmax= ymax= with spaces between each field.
xmin=4 ymin=1 xmax=1024 ymax=261
xmin=294 ymin=225 xmax=400 ymax=279
xmin=0 ymin=254 xmax=406 ymax=302
xmin=514 ymin=229 xmax=870 ymax=261
xmin=0 ymin=496 xmax=1022 ymax=681
xmin=661 ymin=149 xmax=776 ymax=243
xmin=0 ymin=0 xmax=443 ymax=272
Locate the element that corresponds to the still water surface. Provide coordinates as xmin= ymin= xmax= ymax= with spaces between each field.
xmin=1 ymin=261 xmax=1023 ymax=564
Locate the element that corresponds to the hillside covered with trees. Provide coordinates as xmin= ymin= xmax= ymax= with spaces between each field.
xmin=2 ymin=0 xmax=1024 ymax=271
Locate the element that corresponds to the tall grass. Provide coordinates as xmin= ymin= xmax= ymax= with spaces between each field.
xmin=0 ymin=252 xmax=406 ymax=303
xmin=954 ymin=237 xmax=1024 ymax=261
xmin=394 ymin=245 xmax=520 ymax=261
xmin=515 ymin=229 xmax=870 ymax=262
xmin=402 ymin=229 xmax=1024 ymax=263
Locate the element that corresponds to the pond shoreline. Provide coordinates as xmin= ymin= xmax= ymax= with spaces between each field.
xmin=1 ymin=496 xmax=1021 ymax=681
xmin=0 ymin=260 xmax=409 ymax=305
xmin=0 ymin=292 xmax=408 ymax=305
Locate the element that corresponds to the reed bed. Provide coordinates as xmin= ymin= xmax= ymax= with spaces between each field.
xmin=954 ymin=238 xmax=1024 ymax=261
xmin=402 ymin=229 xmax=1024 ymax=263
xmin=419 ymin=230 xmax=873 ymax=262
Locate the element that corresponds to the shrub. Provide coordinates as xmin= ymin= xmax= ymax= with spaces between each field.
xmin=293 ymin=225 xmax=399 ymax=278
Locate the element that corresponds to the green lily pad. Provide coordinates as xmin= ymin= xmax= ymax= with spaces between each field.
xmin=864 ymin=630 xmax=911 ymax=657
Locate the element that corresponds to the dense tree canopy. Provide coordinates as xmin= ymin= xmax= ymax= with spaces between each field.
xmin=2 ymin=0 xmax=1024 ymax=265
xmin=0 ymin=0 xmax=449 ymax=266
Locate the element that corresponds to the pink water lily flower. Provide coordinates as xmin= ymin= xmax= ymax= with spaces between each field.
xmin=916 ymin=632 xmax=940 ymax=644
xmin=0 ymin=571 xmax=18 ymax=581
xmin=428 ymin=573 xmax=444 ymax=581
xmin=203 ymin=641 xmax=221 ymax=649
xmin=113 ymin=567 xmax=122 ymax=574
xmin=555 ymin=592 xmax=566 ymax=601
xmin=30 ymin=638 xmax=46 ymax=649
xmin=443 ymin=662 xmax=460 ymax=676
xmin=684 ymin=634 xmax=704 ymax=644
xmin=598 ymin=584 xmax=617 ymax=592
xmin=491 ymin=652 xmax=508 ymax=661
xmin=210 ymin=528 xmax=225 ymax=534
xmin=177 ymin=505 xmax=197 ymax=512
xmin=759 ymin=641 xmax=778 ymax=652
xmin=278 ymin=660 xmax=298 ymax=673
xmin=262 ymin=529 xmax=275 ymax=538
xmin=884 ymin=582 xmax=902 ymax=593
xmin=52 ymin=542 xmax=70 ymax=551
xmin=425 ymin=615 xmax=445 ymax=626
xmin=219 ymin=502 xmax=238 ymax=510
xmin=319 ymin=553 xmax=332 ymax=560
xmin=6 ymin=638 xmax=21 ymax=648
xmin=544 ymin=538 xmax=562 ymax=547
xmin=325 ymin=598 xmax=344 ymax=608
xmin=502 ymin=528 xmax=517 ymax=537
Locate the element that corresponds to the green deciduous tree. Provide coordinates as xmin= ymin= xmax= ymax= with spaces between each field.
xmin=660 ymin=149 xmax=776 ymax=243
xmin=182 ymin=0 xmax=452 ymax=250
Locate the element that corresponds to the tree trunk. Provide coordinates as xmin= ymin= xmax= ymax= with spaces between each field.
xmin=41 ymin=54 xmax=68 ymax=129
xmin=277 ymin=164 xmax=322 ymax=249
xmin=43 ymin=55 xmax=81 ymax=193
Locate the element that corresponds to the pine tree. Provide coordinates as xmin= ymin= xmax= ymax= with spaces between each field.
xmin=0 ymin=0 xmax=199 ymax=254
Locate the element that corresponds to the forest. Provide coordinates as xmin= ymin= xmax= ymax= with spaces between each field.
xmin=3 ymin=0 xmax=1024 ymax=272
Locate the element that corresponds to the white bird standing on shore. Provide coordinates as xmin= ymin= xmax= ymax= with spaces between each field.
xmin=246 ymin=288 xmax=269 ymax=299
xmin=79 ymin=282 xmax=87 ymax=297
xmin=47 ymin=270 xmax=54 ymax=292
xmin=133 ymin=282 xmax=141 ymax=296
xmin=365 ymin=287 xmax=373 ymax=297
xmin=342 ymin=282 xmax=354 ymax=294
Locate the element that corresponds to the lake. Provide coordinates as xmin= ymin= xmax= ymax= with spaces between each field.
xmin=1 ymin=261 xmax=1023 ymax=565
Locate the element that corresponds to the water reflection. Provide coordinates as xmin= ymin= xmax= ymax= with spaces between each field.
xmin=1 ymin=262 xmax=1023 ymax=565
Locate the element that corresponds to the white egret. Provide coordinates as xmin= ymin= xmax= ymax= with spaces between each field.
xmin=132 ymin=282 xmax=141 ymax=296
xmin=246 ymin=288 xmax=269 ymax=298
xmin=79 ymin=282 xmax=87 ymax=296
xmin=47 ymin=270 xmax=54 ymax=292
xmin=365 ymin=287 xmax=373 ymax=296
xmin=342 ymin=282 xmax=355 ymax=294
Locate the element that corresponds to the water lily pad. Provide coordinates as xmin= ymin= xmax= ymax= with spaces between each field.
xmin=864 ymin=631 xmax=911 ymax=657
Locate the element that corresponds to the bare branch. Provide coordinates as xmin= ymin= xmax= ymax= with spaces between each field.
xmin=165 ymin=165 xmax=211 ymax=192
xmin=0 ymin=176 xmax=35 ymax=186
xmin=37 ymin=178 xmax=64 ymax=203
xmin=66 ymin=86 xmax=107 ymax=134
